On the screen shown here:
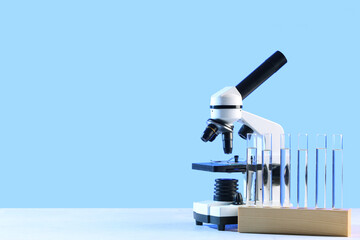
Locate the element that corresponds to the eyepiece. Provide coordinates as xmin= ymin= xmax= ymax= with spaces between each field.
xmin=235 ymin=51 xmax=287 ymax=99
xmin=201 ymin=124 xmax=218 ymax=142
xmin=222 ymin=132 xmax=233 ymax=154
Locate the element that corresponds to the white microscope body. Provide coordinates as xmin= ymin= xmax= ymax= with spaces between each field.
xmin=210 ymin=86 xmax=284 ymax=205
xmin=194 ymin=51 xmax=287 ymax=231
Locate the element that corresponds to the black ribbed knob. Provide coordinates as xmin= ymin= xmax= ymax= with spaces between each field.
xmin=213 ymin=178 xmax=238 ymax=202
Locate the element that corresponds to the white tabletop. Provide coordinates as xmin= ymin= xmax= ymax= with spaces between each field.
xmin=0 ymin=208 xmax=359 ymax=239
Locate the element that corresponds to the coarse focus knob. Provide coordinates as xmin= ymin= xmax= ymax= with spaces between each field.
xmin=233 ymin=192 xmax=243 ymax=205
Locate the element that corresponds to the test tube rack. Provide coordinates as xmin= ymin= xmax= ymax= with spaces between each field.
xmin=237 ymin=207 xmax=351 ymax=237
xmin=237 ymin=134 xmax=350 ymax=237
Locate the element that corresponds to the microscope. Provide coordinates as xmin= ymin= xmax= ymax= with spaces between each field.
xmin=192 ymin=51 xmax=287 ymax=230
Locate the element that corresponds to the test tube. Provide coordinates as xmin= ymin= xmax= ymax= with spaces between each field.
xmin=316 ymin=134 xmax=327 ymax=208
xmin=332 ymin=134 xmax=343 ymax=209
xmin=262 ymin=133 xmax=272 ymax=206
xmin=297 ymin=134 xmax=308 ymax=208
xmin=246 ymin=133 xmax=257 ymax=206
xmin=280 ymin=133 xmax=291 ymax=207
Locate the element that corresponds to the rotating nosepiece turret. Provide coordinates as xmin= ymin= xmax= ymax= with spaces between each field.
xmin=201 ymin=86 xmax=243 ymax=154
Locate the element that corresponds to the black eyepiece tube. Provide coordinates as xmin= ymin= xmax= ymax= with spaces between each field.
xmin=235 ymin=51 xmax=287 ymax=100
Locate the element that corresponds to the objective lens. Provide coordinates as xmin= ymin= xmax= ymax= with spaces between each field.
xmin=238 ymin=125 xmax=254 ymax=139
xmin=209 ymin=132 xmax=218 ymax=142
xmin=222 ymin=132 xmax=233 ymax=154
xmin=201 ymin=124 xmax=218 ymax=142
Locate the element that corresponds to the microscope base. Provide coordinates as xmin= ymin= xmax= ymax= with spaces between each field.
xmin=193 ymin=201 xmax=240 ymax=231
xmin=193 ymin=212 xmax=237 ymax=231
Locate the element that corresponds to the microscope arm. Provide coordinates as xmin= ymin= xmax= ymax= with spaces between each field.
xmin=240 ymin=110 xmax=284 ymax=162
xmin=240 ymin=110 xmax=284 ymax=206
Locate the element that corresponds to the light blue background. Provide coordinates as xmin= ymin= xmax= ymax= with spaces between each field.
xmin=0 ymin=0 xmax=359 ymax=208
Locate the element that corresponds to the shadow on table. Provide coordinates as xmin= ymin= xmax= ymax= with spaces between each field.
xmin=206 ymin=223 xmax=360 ymax=237
xmin=208 ymin=224 xmax=238 ymax=232
xmin=351 ymin=224 xmax=360 ymax=238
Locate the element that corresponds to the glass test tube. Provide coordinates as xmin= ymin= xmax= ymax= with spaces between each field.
xmin=316 ymin=134 xmax=327 ymax=208
xmin=297 ymin=134 xmax=308 ymax=208
xmin=332 ymin=134 xmax=343 ymax=209
xmin=256 ymin=135 xmax=263 ymax=206
xmin=246 ymin=133 xmax=258 ymax=206
xmin=280 ymin=133 xmax=291 ymax=207
xmin=262 ymin=133 xmax=272 ymax=206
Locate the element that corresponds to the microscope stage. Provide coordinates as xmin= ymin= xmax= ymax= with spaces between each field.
xmin=192 ymin=161 xmax=246 ymax=173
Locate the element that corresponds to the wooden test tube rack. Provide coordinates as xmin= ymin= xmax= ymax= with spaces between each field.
xmin=238 ymin=207 xmax=351 ymax=237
